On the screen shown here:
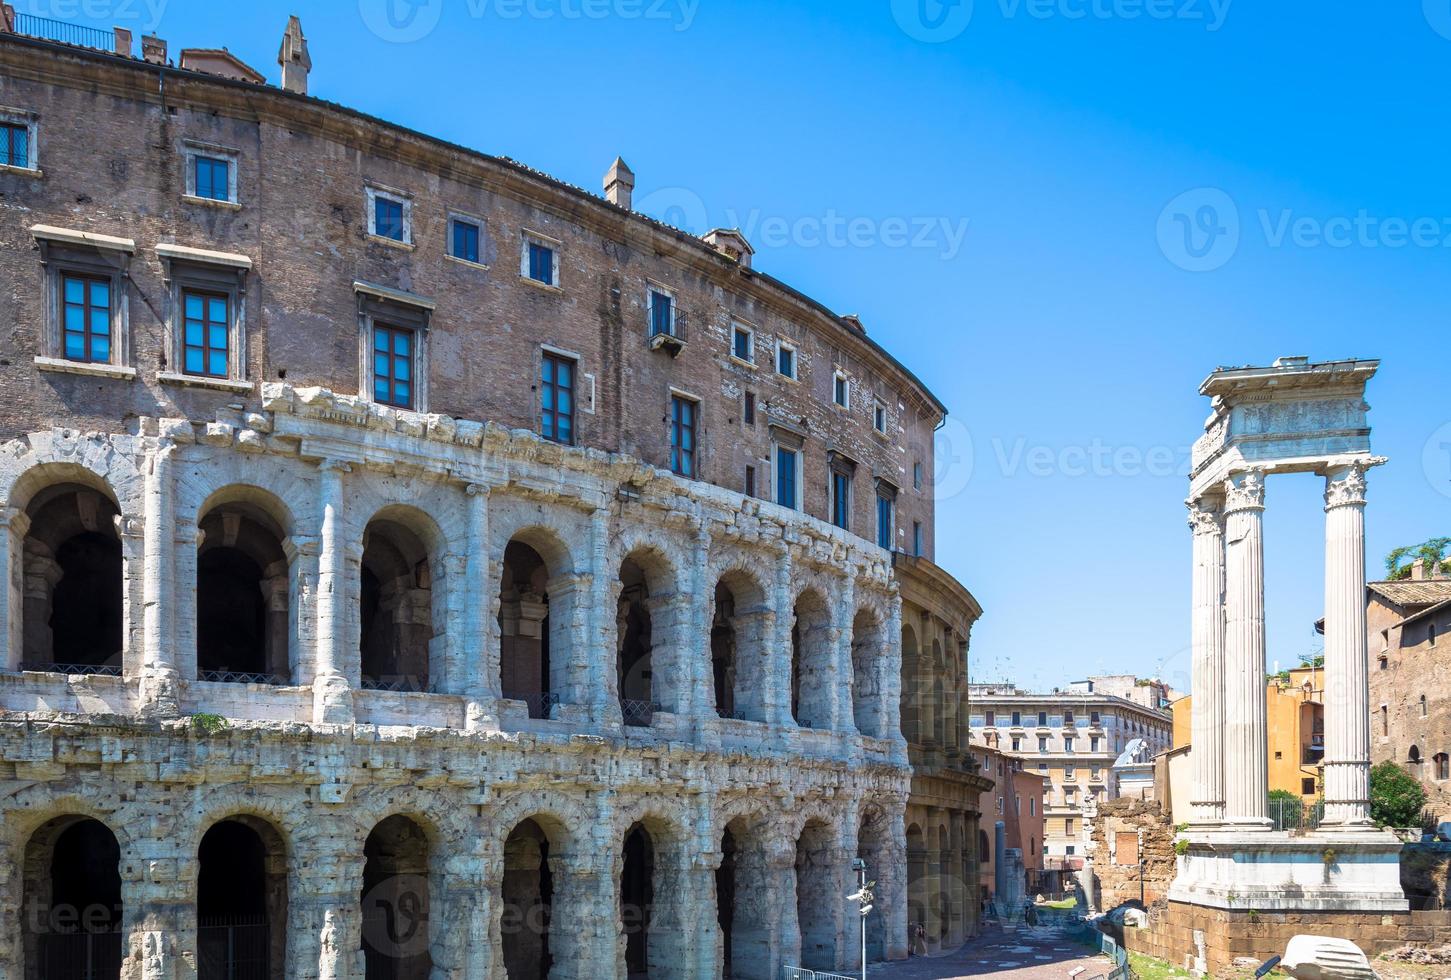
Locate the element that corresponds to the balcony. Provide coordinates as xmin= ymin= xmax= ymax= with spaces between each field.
xmin=648 ymin=309 xmax=688 ymax=356
xmin=12 ymin=13 xmax=115 ymax=51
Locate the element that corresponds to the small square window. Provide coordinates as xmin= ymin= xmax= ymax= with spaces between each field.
xmin=833 ymin=372 xmax=850 ymax=408
xmin=194 ymin=156 xmax=231 ymax=202
xmin=523 ymin=234 xmax=559 ymax=287
xmin=450 ymin=217 xmax=481 ymax=264
xmin=733 ymin=323 xmax=754 ymax=362
xmin=874 ymin=400 xmax=888 ymax=433
xmin=366 ymin=187 xmax=411 ymax=244
xmin=777 ymin=341 xmax=797 ymax=379
xmin=1 ymin=121 xmax=29 ymax=169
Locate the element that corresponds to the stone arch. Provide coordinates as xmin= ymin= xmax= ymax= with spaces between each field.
xmin=1409 ymin=744 xmax=1422 ymax=765
xmin=855 ymin=806 xmax=894 ymax=965
xmin=794 ymin=816 xmax=842 ymax=972
xmin=196 ymin=813 xmax=289 ymax=980
xmin=612 ymin=803 xmax=691 ymax=980
xmin=360 ymin=504 xmax=444 ymax=693
xmin=851 ymin=604 xmax=888 ymax=737
xmin=711 ymin=564 xmax=771 ymax=723
xmin=905 ymin=822 xmax=926 ymax=941
xmin=791 ymin=587 xmax=834 ymax=730
xmin=615 ymin=545 xmax=684 ymax=725
xmin=934 ymin=820 xmax=951 ymax=945
xmin=361 ymin=814 xmax=434 ymax=980
xmin=195 ymin=485 xmax=295 ymax=684
xmin=497 ymin=522 xmax=578 ymax=720
xmin=900 ymin=622 xmax=924 ymax=743
xmin=21 ymin=813 xmax=123 ymax=980
xmin=499 ymin=817 xmax=558 ymax=980
xmin=711 ymin=800 xmax=775 ymax=980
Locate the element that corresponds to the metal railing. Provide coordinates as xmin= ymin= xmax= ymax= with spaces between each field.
xmin=37 ymin=929 xmax=123 ymax=980
xmin=13 ymin=13 xmax=114 ymax=51
xmin=19 ymin=661 xmax=122 ymax=677
xmin=1270 ymin=798 xmax=1325 ymax=832
xmin=503 ymin=690 xmax=559 ymax=720
xmin=649 ymin=309 xmax=689 ymax=346
xmin=198 ymin=916 xmax=270 ymax=980
xmin=620 ymin=698 xmax=656 ymax=727
xmin=360 ymin=675 xmax=428 ymax=694
xmin=784 ymin=969 xmax=857 ymax=980
xmin=200 ymin=670 xmax=288 ymax=686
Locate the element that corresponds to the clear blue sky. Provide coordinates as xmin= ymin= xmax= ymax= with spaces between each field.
xmin=49 ymin=0 xmax=1450 ymax=693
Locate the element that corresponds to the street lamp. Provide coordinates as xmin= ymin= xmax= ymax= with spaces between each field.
xmin=849 ymin=858 xmax=874 ymax=980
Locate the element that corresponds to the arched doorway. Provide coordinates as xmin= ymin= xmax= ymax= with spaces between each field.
xmin=361 ymin=816 xmax=432 ymax=980
xmin=500 ymin=541 xmax=554 ymax=719
xmin=20 ymin=483 xmax=123 ymax=674
xmin=501 ymin=819 xmax=555 ymax=980
xmin=791 ymin=590 xmax=833 ymax=730
xmin=621 ymin=823 xmax=654 ymax=978
xmin=360 ymin=516 xmax=434 ymax=692
xmin=711 ymin=582 xmax=738 ymax=719
xmin=23 ymin=816 xmax=122 ymax=980
xmin=617 ymin=559 xmax=655 ymax=727
xmin=196 ymin=499 xmax=290 ymax=683
xmin=795 ymin=819 xmax=837 ymax=971
xmin=197 ymin=817 xmax=287 ymax=979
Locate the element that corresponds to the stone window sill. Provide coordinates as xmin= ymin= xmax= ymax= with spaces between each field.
xmin=0 ymin=164 xmax=42 ymax=179
xmin=35 ymin=356 xmax=136 ymax=380
xmin=366 ymin=233 xmax=415 ymax=251
xmin=729 ymin=355 xmax=757 ymax=371
xmin=520 ymin=275 xmax=563 ymax=294
xmin=181 ymin=194 xmax=242 ymax=211
xmin=158 ymin=372 xmax=254 ymax=393
xmin=446 ymin=254 xmax=490 ymax=272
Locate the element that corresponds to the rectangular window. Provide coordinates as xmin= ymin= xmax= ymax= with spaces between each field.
xmin=1 ymin=121 xmax=29 ymax=168
xmin=776 ymin=446 xmax=799 ymax=510
xmin=913 ymin=461 xmax=924 ymax=491
xmin=777 ymin=341 xmax=796 ymax=379
xmin=372 ymin=324 xmax=414 ymax=408
xmin=1038 ymin=737 xmax=1047 ymax=753
xmin=181 ymin=290 xmax=229 ymax=378
xmin=874 ymin=400 xmax=887 ymax=433
xmin=1011 ymin=711 xmax=1021 ymax=726
xmin=1065 ymin=737 xmax=1075 ymax=752
xmin=540 ymin=352 xmax=575 ymax=445
xmin=1011 ymin=737 xmax=1021 ymax=751
xmin=1091 ymin=737 xmax=1101 ymax=752
xmin=1301 ymin=777 xmax=1317 ymax=796
xmin=831 ymin=470 xmax=851 ymax=530
xmin=194 ymin=155 xmax=231 ymax=202
xmin=1064 ymin=710 xmax=1075 ymax=724
xmin=1038 ymin=711 xmax=1048 ymax=726
xmin=876 ymin=492 xmax=894 ymax=550
xmin=1091 ymin=767 xmax=1102 ymax=780
xmin=527 ymin=240 xmax=556 ymax=286
xmin=834 ymin=372 xmax=849 ymax=408
xmin=1066 ymin=766 xmax=1076 ymax=780
xmin=743 ymin=392 xmax=756 ymax=426
xmin=450 ymin=218 xmax=481 ymax=264
xmin=649 ymin=288 xmax=677 ymax=339
xmin=912 ymin=521 xmax=923 ymax=556
xmin=61 ymin=274 xmax=112 ymax=364
xmin=670 ymin=395 xmax=696 ymax=478
xmin=985 ymin=710 xmax=995 ymax=726
xmin=373 ymin=195 xmax=406 ymax=242
xmin=733 ymin=323 xmax=753 ymax=361
xmin=745 ymin=465 xmax=757 ymax=498
xmin=1091 ymin=711 xmax=1101 ymax=725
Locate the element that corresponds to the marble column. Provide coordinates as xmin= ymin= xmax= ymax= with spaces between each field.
xmin=313 ymin=459 xmax=354 ymax=725
xmin=1221 ymin=469 xmax=1270 ymax=828
xmin=1188 ymin=495 xmax=1226 ymax=826
xmin=140 ymin=441 xmax=181 ymax=716
xmin=1321 ymin=462 xmax=1376 ymax=828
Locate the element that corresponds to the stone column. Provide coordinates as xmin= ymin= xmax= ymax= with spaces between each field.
xmin=463 ymin=484 xmax=498 ymax=730
xmin=585 ymin=506 xmax=620 ymax=728
xmin=0 ymin=507 xmax=28 ymax=672
xmin=689 ymin=524 xmax=713 ymax=721
xmin=288 ymin=838 xmax=362 ymax=980
xmin=1222 ymin=469 xmax=1270 ymax=828
xmin=836 ymin=574 xmax=859 ymax=736
xmin=770 ymin=545 xmax=794 ymax=726
xmin=313 ymin=459 xmax=355 ymax=726
xmin=140 ymin=441 xmax=181 ymax=716
xmin=885 ymin=587 xmax=905 ymax=752
xmin=1321 ymin=462 xmax=1376 ymax=828
xmin=1188 ymin=495 xmax=1226 ymax=826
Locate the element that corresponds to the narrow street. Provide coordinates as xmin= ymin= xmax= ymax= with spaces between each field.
xmin=866 ymin=918 xmax=1115 ymax=980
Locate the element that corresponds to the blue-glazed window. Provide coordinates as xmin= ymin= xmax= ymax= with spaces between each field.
xmin=451 ymin=219 xmax=480 ymax=263
xmin=194 ymin=155 xmax=230 ymax=201
xmin=373 ymin=324 xmax=413 ymax=408
xmin=2 ymin=122 xmax=29 ymax=168
xmin=777 ymin=343 xmax=796 ymax=379
xmin=670 ymin=395 xmax=696 ymax=477
xmin=733 ymin=325 xmax=752 ymax=361
xmin=831 ymin=471 xmax=851 ymax=530
xmin=540 ymin=352 xmax=575 ymax=445
xmin=776 ymin=447 xmax=798 ymax=510
xmin=182 ymin=290 xmax=229 ymax=378
xmin=61 ymin=274 xmax=111 ymax=364
xmin=374 ymin=197 xmax=405 ymax=242
xmin=650 ymin=290 xmax=674 ymax=337
xmin=876 ymin=492 xmax=894 ymax=550
xmin=528 ymin=242 xmax=555 ymax=285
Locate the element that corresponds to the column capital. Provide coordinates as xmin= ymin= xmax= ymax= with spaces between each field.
xmin=318 ymin=457 xmax=353 ymax=476
xmin=1324 ymin=458 xmax=1384 ymax=511
xmin=1186 ymin=496 xmax=1224 ymax=535
xmin=1222 ymin=469 xmax=1266 ymax=514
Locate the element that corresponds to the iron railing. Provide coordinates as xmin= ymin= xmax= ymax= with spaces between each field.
xmin=200 ymin=670 xmax=288 ymax=686
xmin=37 ymin=929 xmax=123 ymax=980
xmin=1269 ymin=798 xmax=1325 ymax=832
xmin=13 ymin=14 xmax=114 ymax=50
xmin=198 ymin=916 xmax=270 ymax=980
xmin=503 ymin=690 xmax=559 ymax=720
xmin=360 ymin=675 xmax=428 ymax=694
xmin=783 ymin=969 xmax=857 ymax=980
xmin=620 ymin=698 xmax=656 ymax=727
xmin=648 ymin=309 xmax=689 ymax=346
xmin=19 ymin=661 xmax=122 ymax=677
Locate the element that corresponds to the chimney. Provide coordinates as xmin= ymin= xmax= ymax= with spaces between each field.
xmin=604 ymin=157 xmax=634 ymax=210
xmin=1 ymin=5 xmax=14 ymax=32
xmin=702 ymin=228 xmax=755 ymax=269
xmin=113 ymin=27 xmax=132 ymax=57
xmin=141 ymin=34 xmax=167 ymax=65
xmin=1410 ymin=558 xmax=1430 ymax=582
xmin=278 ymin=16 xmax=311 ymax=94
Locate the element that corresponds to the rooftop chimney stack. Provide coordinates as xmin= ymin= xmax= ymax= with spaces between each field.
xmin=141 ymin=34 xmax=167 ymax=65
xmin=1 ymin=5 xmax=15 ymax=32
xmin=702 ymin=228 xmax=755 ymax=270
xmin=113 ymin=27 xmax=132 ymax=57
xmin=278 ymin=16 xmax=311 ymax=95
xmin=604 ymin=157 xmax=635 ymax=210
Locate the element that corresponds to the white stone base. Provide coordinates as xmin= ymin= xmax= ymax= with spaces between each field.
xmin=1168 ymin=828 xmax=1408 ymax=912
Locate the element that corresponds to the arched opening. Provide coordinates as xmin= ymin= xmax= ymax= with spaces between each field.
xmin=502 ymin=818 xmax=555 ymax=980
xmin=361 ymin=815 xmax=432 ymax=980
xmin=1409 ymin=745 xmax=1422 ymax=765
xmin=1437 ymin=753 xmax=1450 ymax=781
xmin=711 ymin=582 xmax=738 ymax=719
xmin=933 ymin=678 xmax=946 ymax=746
xmin=935 ymin=822 xmax=951 ymax=946
xmin=621 ymin=823 xmax=655 ymax=978
xmin=795 ymin=819 xmax=837 ymax=971
xmin=23 ymin=816 xmax=122 ymax=980
xmin=616 ymin=557 xmax=660 ymax=727
xmin=851 ymin=608 xmax=884 ymax=737
xmin=855 ymin=808 xmax=892 ymax=966
xmin=791 ymin=590 xmax=833 ymax=730
xmin=198 ymin=817 xmax=287 ymax=980
xmin=717 ymin=815 xmax=772 ymax=979
xmin=360 ymin=516 xmax=433 ymax=692
xmin=197 ymin=499 xmax=290 ymax=683
xmin=906 ymin=823 xmax=926 ymax=947
xmin=716 ymin=827 xmax=737 ymax=976
xmin=711 ymin=569 xmax=770 ymax=723
xmin=500 ymin=541 xmax=556 ymax=719
xmin=21 ymin=483 xmax=123 ymax=674
xmin=899 ymin=625 xmax=922 ymax=742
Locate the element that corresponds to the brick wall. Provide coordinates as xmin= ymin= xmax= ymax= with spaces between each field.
xmin=1088 ymin=796 xmax=1176 ymax=910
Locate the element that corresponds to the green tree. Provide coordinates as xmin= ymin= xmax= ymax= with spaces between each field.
xmin=1369 ymin=760 xmax=1427 ymax=828
xmin=1386 ymin=538 xmax=1451 ymax=580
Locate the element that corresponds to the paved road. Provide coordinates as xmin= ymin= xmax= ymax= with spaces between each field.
xmin=864 ymin=918 xmax=1114 ymax=980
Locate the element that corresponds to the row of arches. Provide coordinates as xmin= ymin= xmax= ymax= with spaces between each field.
xmin=12 ymin=477 xmax=893 ymax=734
xmin=17 ymin=804 xmax=899 ymax=979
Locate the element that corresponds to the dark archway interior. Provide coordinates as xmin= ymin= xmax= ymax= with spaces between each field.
xmin=360 ymin=519 xmax=432 ymax=692
xmin=796 ymin=821 xmax=835 ymax=971
xmin=500 ymin=542 xmax=553 ymax=718
xmin=361 ymin=815 xmax=432 ymax=980
xmin=857 ymin=813 xmax=890 ymax=964
xmin=711 ymin=583 xmax=737 ymax=718
xmin=24 ymin=817 xmax=123 ymax=980
xmin=716 ymin=827 xmax=737 ymax=976
xmin=22 ymin=483 xmax=123 ymax=670
xmin=617 ymin=559 xmax=653 ymax=726
xmin=622 ymin=823 xmax=654 ymax=978
xmin=197 ymin=505 xmax=289 ymax=682
xmin=198 ymin=819 xmax=286 ymax=980
xmin=502 ymin=818 xmax=554 ymax=980
xmin=51 ymin=533 xmax=123 ymax=668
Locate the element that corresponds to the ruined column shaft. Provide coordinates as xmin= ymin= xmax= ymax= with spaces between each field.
xmin=312 ymin=459 xmax=354 ymax=724
xmin=141 ymin=442 xmax=180 ymax=715
xmin=1188 ymin=496 xmax=1226 ymax=825
xmin=1322 ymin=463 xmax=1374 ymax=827
xmin=1221 ymin=470 xmax=1270 ymax=828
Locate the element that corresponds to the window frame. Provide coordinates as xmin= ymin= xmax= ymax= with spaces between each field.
xmin=912 ymin=521 xmax=923 ymax=557
xmin=743 ymin=391 xmax=756 ymax=427
xmin=776 ymin=339 xmax=798 ymax=380
xmin=33 ymin=227 xmax=134 ymax=374
xmin=833 ymin=370 xmax=851 ymax=410
xmin=669 ymin=390 xmax=699 ymax=478
xmin=647 ymin=281 xmax=679 ymax=340
xmin=447 ymin=212 xmax=487 ymax=267
xmin=365 ymin=185 xmax=413 ymax=246
xmin=772 ymin=437 xmax=803 ymax=511
xmin=157 ymin=246 xmax=251 ymax=388
xmin=521 ymin=230 xmax=562 ymax=288
xmin=0 ymin=108 xmax=38 ymax=172
xmin=731 ymin=322 xmax=755 ymax=364
xmin=371 ymin=321 xmax=417 ymax=409
xmin=354 ymin=280 xmax=432 ymax=412
xmin=828 ymin=452 xmax=856 ymax=532
xmin=875 ymin=480 xmax=897 ymax=551
xmin=540 ymin=349 xmax=578 ymax=446
xmin=873 ymin=398 xmax=888 ymax=434
xmin=59 ymin=272 xmax=114 ymax=365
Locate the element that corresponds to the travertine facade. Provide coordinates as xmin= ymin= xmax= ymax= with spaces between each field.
xmin=0 ymin=18 xmax=986 ymax=980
